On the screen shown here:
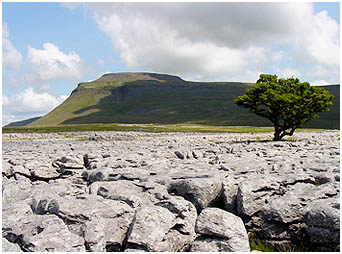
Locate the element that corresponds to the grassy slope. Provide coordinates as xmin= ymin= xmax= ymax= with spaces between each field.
xmin=303 ymin=85 xmax=340 ymax=129
xmin=29 ymin=73 xmax=340 ymax=129
xmin=5 ymin=116 xmax=42 ymax=127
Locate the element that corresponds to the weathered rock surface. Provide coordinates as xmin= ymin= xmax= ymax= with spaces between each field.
xmin=305 ymin=197 xmax=340 ymax=249
xmin=168 ymin=175 xmax=222 ymax=212
xmin=2 ymin=237 xmax=22 ymax=252
xmin=2 ymin=130 xmax=340 ymax=252
xmin=192 ymin=207 xmax=250 ymax=252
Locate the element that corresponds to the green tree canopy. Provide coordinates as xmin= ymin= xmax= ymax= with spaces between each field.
xmin=234 ymin=74 xmax=334 ymax=141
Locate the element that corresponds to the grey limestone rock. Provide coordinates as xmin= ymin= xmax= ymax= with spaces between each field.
xmin=2 ymin=201 xmax=35 ymax=242
xmin=82 ymin=167 xmax=116 ymax=183
xmin=175 ymin=151 xmax=185 ymax=160
xmin=260 ymin=183 xmax=339 ymax=224
xmin=21 ymin=215 xmax=85 ymax=252
xmin=155 ymin=196 xmax=198 ymax=251
xmin=126 ymin=205 xmax=176 ymax=251
xmin=3 ymin=202 xmax=85 ymax=252
xmin=156 ymin=196 xmax=197 ymax=236
xmin=2 ymin=180 xmax=33 ymax=205
xmin=236 ymin=174 xmax=282 ymax=216
xmin=84 ymin=213 xmax=133 ymax=252
xmin=305 ymin=197 xmax=340 ymax=247
xmin=190 ymin=236 xmax=244 ymax=252
xmin=221 ymin=175 xmax=247 ymax=213
xmin=89 ymin=180 xmax=155 ymax=208
xmin=83 ymin=221 xmax=106 ymax=251
xmin=83 ymin=200 xmax=134 ymax=251
xmin=193 ymin=207 xmax=250 ymax=252
xmin=168 ymin=175 xmax=223 ymax=212
xmin=2 ymin=237 xmax=22 ymax=252
xmin=260 ymin=221 xmax=291 ymax=240
xmin=2 ymin=161 xmax=15 ymax=177
xmin=12 ymin=165 xmax=31 ymax=178
xmin=24 ymin=161 xmax=60 ymax=180
xmin=53 ymin=156 xmax=84 ymax=169
xmin=2 ymin=130 xmax=340 ymax=252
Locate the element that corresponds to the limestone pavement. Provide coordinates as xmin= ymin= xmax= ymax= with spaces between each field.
xmin=2 ymin=130 xmax=340 ymax=251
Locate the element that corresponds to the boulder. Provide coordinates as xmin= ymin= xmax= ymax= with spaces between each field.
xmin=193 ymin=208 xmax=250 ymax=252
xmin=2 ymin=161 xmax=14 ymax=177
xmin=168 ymin=175 xmax=222 ymax=212
xmin=126 ymin=206 xmax=176 ymax=251
xmin=236 ymin=175 xmax=281 ymax=217
xmin=82 ymin=168 xmax=113 ymax=183
xmin=2 ymin=180 xmax=33 ymax=205
xmin=21 ymin=215 xmax=85 ymax=252
xmin=31 ymin=180 xmax=88 ymax=198
xmin=3 ymin=201 xmax=85 ymax=252
xmin=53 ymin=156 xmax=84 ymax=169
xmin=190 ymin=236 xmax=246 ymax=252
xmin=12 ymin=165 xmax=31 ymax=178
xmin=83 ymin=221 xmax=107 ymax=251
xmin=156 ymin=196 xmax=197 ymax=236
xmin=2 ymin=201 xmax=35 ymax=243
xmin=24 ymin=161 xmax=60 ymax=180
xmin=2 ymin=237 xmax=22 ymax=252
xmin=175 ymin=151 xmax=185 ymax=160
xmin=84 ymin=216 xmax=134 ymax=252
xmin=83 ymin=199 xmax=134 ymax=251
xmin=155 ymin=196 xmax=198 ymax=251
xmin=31 ymin=191 xmax=134 ymax=241
xmin=260 ymin=221 xmax=291 ymax=240
xmin=305 ymin=197 xmax=340 ymax=246
xmin=89 ymin=180 xmax=155 ymax=208
xmin=221 ymin=175 xmax=245 ymax=213
xmin=260 ymin=183 xmax=337 ymax=224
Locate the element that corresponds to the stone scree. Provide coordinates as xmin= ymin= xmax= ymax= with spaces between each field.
xmin=2 ymin=131 xmax=340 ymax=252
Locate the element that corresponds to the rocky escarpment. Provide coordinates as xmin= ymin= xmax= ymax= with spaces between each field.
xmin=2 ymin=131 xmax=340 ymax=252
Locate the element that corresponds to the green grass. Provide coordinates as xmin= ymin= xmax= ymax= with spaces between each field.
xmin=250 ymin=240 xmax=277 ymax=252
xmin=250 ymin=239 xmax=322 ymax=252
xmin=3 ymin=123 xmax=271 ymax=133
xmin=2 ymin=122 xmax=329 ymax=134
xmin=249 ymin=232 xmax=324 ymax=252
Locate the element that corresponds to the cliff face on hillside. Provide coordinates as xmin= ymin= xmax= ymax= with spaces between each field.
xmin=27 ymin=72 xmax=339 ymax=129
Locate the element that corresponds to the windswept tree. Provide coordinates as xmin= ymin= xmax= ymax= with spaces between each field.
xmin=234 ymin=74 xmax=334 ymax=141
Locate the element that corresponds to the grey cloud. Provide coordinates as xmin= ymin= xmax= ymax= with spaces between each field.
xmin=68 ymin=2 xmax=339 ymax=83
xmin=85 ymin=2 xmax=306 ymax=49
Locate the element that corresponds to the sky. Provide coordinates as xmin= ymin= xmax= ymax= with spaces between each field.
xmin=2 ymin=2 xmax=340 ymax=125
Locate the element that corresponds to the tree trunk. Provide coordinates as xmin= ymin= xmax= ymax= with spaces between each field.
xmin=273 ymin=132 xmax=282 ymax=141
xmin=273 ymin=125 xmax=282 ymax=141
xmin=273 ymin=125 xmax=296 ymax=141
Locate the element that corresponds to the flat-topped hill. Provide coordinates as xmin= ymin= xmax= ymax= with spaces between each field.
xmin=28 ymin=72 xmax=339 ymax=129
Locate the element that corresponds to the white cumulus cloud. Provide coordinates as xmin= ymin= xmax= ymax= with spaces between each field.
xmin=2 ymin=23 xmax=23 ymax=72
xmin=273 ymin=67 xmax=302 ymax=80
xmin=311 ymin=80 xmax=331 ymax=86
xmin=27 ymin=42 xmax=87 ymax=82
xmin=2 ymin=88 xmax=67 ymax=125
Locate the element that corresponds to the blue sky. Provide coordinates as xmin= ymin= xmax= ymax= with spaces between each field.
xmin=2 ymin=2 xmax=340 ymax=125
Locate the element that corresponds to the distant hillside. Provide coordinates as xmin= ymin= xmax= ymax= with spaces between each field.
xmin=6 ymin=116 xmax=42 ymax=127
xmin=28 ymin=72 xmax=340 ymax=129
xmin=303 ymin=85 xmax=339 ymax=129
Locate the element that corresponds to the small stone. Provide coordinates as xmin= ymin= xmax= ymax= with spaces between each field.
xmin=174 ymin=151 xmax=185 ymax=160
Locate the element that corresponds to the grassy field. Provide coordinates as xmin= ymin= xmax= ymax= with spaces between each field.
xmin=2 ymin=122 xmax=328 ymax=134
